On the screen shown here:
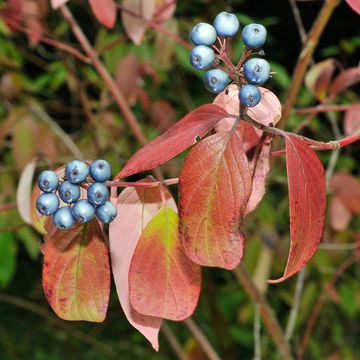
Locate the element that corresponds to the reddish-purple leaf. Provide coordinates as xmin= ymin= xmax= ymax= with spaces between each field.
xmin=42 ymin=220 xmax=110 ymax=322
xmin=89 ymin=0 xmax=117 ymax=29
xmin=344 ymin=104 xmax=360 ymax=135
xmin=346 ymin=0 xmax=360 ymax=14
xmin=121 ymin=0 xmax=156 ymax=44
xmin=129 ymin=206 xmax=201 ymax=321
xmin=109 ymin=178 xmax=176 ymax=350
xmin=117 ymin=104 xmax=228 ymax=178
xmin=268 ymin=135 xmax=326 ymax=283
xmin=329 ymin=67 xmax=360 ymax=98
xmin=179 ymin=130 xmax=252 ymax=269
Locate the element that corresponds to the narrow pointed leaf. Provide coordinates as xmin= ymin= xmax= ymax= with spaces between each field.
xmin=129 ymin=207 xmax=201 ymax=320
xmin=179 ymin=130 xmax=252 ymax=269
xmin=89 ymin=0 xmax=117 ymax=29
xmin=329 ymin=67 xmax=360 ymax=98
xmin=268 ymin=135 xmax=326 ymax=283
xmin=42 ymin=220 xmax=110 ymax=322
xmin=118 ymin=104 xmax=228 ymax=178
xmin=109 ymin=178 xmax=176 ymax=350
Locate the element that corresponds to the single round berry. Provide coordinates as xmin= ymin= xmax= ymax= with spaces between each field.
xmin=53 ymin=207 xmax=75 ymax=230
xmin=65 ymin=160 xmax=89 ymax=184
xmin=58 ymin=181 xmax=81 ymax=204
xmin=190 ymin=45 xmax=215 ymax=70
xmin=72 ymin=199 xmax=95 ymax=224
xmin=190 ymin=22 xmax=217 ymax=46
xmin=87 ymin=183 xmax=109 ymax=206
xmin=36 ymin=193 xmax=59 ymax=216
xmin=37 ymin=170 xmax=59 ymax=193
xmin=239 ymin=84 xmax=261 ymax=107
xmin=96 ymin=201 xmax=118 ymax=224
xmin=241 ymin=23 xmax=267 ymax=49
xmin=213 ymin=12 xmax=240 ymax=37
xmin=204 ymin=69 xmax=230 ymax=94
xmin=89 ymin=159 xmax=111 ymax=183
xmin=243 ymin=58 xmax=270 ymax=85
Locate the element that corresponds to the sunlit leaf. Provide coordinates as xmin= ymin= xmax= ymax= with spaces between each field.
xmin=89 ymin=0 xmax=117 ymax=29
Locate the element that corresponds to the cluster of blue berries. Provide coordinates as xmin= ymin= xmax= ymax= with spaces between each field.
xmin=189 ymin=11 xmax=271 ymax=107
xmin=36 ymin=160 xmax=118 ymax=230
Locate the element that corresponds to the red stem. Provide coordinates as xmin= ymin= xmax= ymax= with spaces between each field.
xmin=106 ymin=178 xmax=179 ymax=188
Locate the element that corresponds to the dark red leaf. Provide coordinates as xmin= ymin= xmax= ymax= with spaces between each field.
xmin=117 ymin=104 xmax=228 ymax=178
xmin=179 ymin=130 xmax=252 ymax=269
xmin=42 ymin=220 xmax=110 ymax=322
xmin=329 ymin=67 xmax=360 ymax=98
xmin=268 ymin=135 xmax=326 ymax=283
xmin=89 ymin=0 xmax=117 ymax=29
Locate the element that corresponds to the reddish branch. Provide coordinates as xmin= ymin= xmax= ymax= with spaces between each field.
xmin=0 ymin=203 xmax=16 ymax=213
xmin=296 ymin=104 xmax=354 ymax=114
xmin=106 ymin=178 xmax=179 ymax=188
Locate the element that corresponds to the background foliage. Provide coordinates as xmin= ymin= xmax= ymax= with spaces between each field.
xmin=0 ymin=0 xmax=359 ymax=359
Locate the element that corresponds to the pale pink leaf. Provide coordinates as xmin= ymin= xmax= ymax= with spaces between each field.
xmin=344 ymin=104 xmax=360 ymax=135
xmin=329 ymin=67 xmax=360 ymax=98
xmin=50 ymin=0 xmax=68 ymax=9
xmin=330 ymin=196 xmax=352 ymax=231
xmin=346 ymin=0 xmax=360 ymax=14
xmin=153 ymin=0 xmax=176 ymax=23
xmin=89 ymin=0 xmax=117 ymax=29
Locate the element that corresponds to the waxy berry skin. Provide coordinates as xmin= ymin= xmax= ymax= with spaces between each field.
xmin=204 ymin=69 xmax=230 ymax=94
xmin=243 ymin=58 xmax=270 ymax=85
xmin=58 ymin=181 xmax=81 ymax=204
xmin=72 ymin=199 xmax=95 ymax=224
xmin=53 ymin=207 xmax=75 ymax=230
xmin=87 ymin=182 xmax=109 ymax=207
xmin=65 ymin=160 xmax=89 ymax=184
xmin=241 ymin=23 xmax=267 ymax=49
xmin=190 ymin=22 xmax=217 ymax=46
xmin=190 ymin=45 xmax=216 ymax=70
xmin=214 ymin=12 xmax=240 ymax=37
xmin=89 ymin=160 xmax=111 ymax=183
xmin=239 ymin=84 xmax=261 ymax=107
xmin=36 ymin=193 xmax=60 ymax=216
xmin=37 ymin=170 xmax=59 ymax=193
xmin=96 ymin=201 xmax=118 ymax=224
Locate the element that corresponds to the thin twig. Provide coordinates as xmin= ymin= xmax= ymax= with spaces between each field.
xmin=233 ymin=265 xmax=293 ymax=360
xmin=280 ymin=0 xmax=341 ymax=128
xmin=254 ymin=304 xmax=262 ymax=360
xmin=288 ymin=0 xmax=308 ymax=44
xmin=184 ymin=318 xmax=221 ymax=360
xmin=161 ymin=322 xmax=187 ymax=360
xmin=0 ymin=203 xmax=16 ymax=213
xmin=106 ymin=178 xmax=179 ymax=188
xmin=296 ymin=104 xmax=353 ymax=114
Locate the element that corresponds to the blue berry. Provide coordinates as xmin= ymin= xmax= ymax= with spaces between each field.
xmin=37 ymin=170 xmax=59 ymax=193
xmin=96 ymin=201 xmax=118 ymax=224
xmin=65 ymin=160 xmax=89 ymax=184
xmin=87 ymin=183 xmax=109 ymax=206
xmin=241 ymin=23 xmax=267 ymax=49
xmin=89 ymin=159 xmax=111 ymax=183
xmin=190 ymin=22 xmax=217 ymax=46
xmin=239 ymin=85 xmax=261 ymax=107
xmin=243 ymin=58 xmax=270 ymax=85
xmin=204 ymin=69 xmax=230 ymax=93
xmin=53 ymin=207 xmax=75 ymax=230
xmin=36 ymin=193 xmax=59 ymax=215
xmin=58 ymin=181 xmax=81 ymax=204
xmin=214 ymin=12 xmax=240 ymax=37
xmin=72 ymin=199 xmax=95 ymax=223
xmin=190 ymin=45 xmax=215 ymax=70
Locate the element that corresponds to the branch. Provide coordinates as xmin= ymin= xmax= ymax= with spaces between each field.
xmin=161 ymin=322 xmax=188 ymax=360
xmin=233 ymin=266 xmax=293 ymax=359
xmin=296 ymin=104 xmax=353 ymax=114
xmin=280 ymin=0 xmax=340 ymax=128
xmin=0 ymin=203 xmax=16 ymax=213
xmin=106 ymin=178 xmax=179 ymax=188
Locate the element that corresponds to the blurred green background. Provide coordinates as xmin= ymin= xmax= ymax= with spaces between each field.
xmin=0 ymin=0 xmax=359 ymax=359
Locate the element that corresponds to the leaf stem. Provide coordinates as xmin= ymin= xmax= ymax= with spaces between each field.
xmin=106 ymin=178 xmax=179 ymax=188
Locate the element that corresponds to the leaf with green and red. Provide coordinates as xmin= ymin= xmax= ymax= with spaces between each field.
xmin=109 ymin=178 xmax=176 ymax=350
xmin=129 ymin=200 xmax=201 ymax=321
xmin=268 ymin=135 xmax=326 ymax=283
xmin=89 ymin=0 xmax=117 ymax=29
xmin=344 ymin=104 xmax=360 ymax=135
xmin=179 ymin=129 xmax=253 ymax=269
xmin=117 ymin=104 xmax=228 ymax=178
xmin=345 ymin=0 xmax=360 ymax=15
xmin=329 ymin=67 xmax=360 ymax=100
xmin=42 ymin=219 xmax=110 ymax=321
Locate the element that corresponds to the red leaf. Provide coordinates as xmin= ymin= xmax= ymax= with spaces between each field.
xmin=129 ymin=206 xmax=201 ymax=320
xmin=330 ymin=196 xmax=352 ymax=231
xmin=42 ymin=220 xmax=110 ymax=322
xmin=179 ymin=130 xmax=252 ymax=269
xmin=109 ymin=178 xmax=176 ymax=350
xmin=344 ymin=104 xmax=360 ymax=135
xmin=117 ymin=104 xmax=228 ymax=178
xmin=121 ymin=0 xmax=156 ymax=44
xmin=89 ymin=0 xmax=117 ymax=29
xmin=268 ymin=135 xmax=326 ymax=283
xmin=346 ymin=0 xmax=360 ymax=14
xmin=329 ymin=67 xmax=360 ymax=98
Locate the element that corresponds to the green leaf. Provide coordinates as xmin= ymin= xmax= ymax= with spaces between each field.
xmin=0 ymin=232 xmax=17 ymax=288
